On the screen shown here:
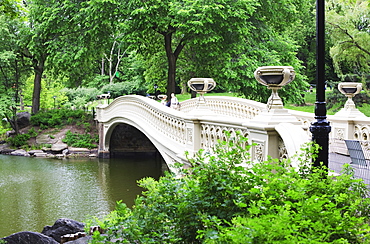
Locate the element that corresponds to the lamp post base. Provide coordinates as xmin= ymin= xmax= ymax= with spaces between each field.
xmin=309 ymin=119 xmax=331 ymax=168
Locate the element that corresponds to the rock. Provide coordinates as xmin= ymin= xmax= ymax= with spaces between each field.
xmin=36 ymin=134 xmax=57 ymax=145
xmin=62 ymin=148 xmax=69 ymax=155
xmin=16 ymin=112 xmax=31 ymax=129
xmin=55 ymin=154 xmax=65 ymax=159
xmin=34 ymin=152 xmax=48 ymax=157
xmin=28 ymin=149 xmax=44 ymax=155
xmin=41 ymin=218 xmax=85 ymax=243
xmin=68 ymin=148 xmax=91 ymax=153
xmin=1 ymin=231 xmax=58 ymax=244
xmin=10 ymin=149 xmax=30 ymax=157
xmin=51 ymin=143 xmax=68 ymax=152
xmin=62 ymin=236 xmax=92 ymax=244
xmin=6 ymin=130 xmax=16 ymax=137
xmin=0 ymin=148 xmax=14 ymax=154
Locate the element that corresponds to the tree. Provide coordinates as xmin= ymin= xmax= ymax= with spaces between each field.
xmin=84 ymin=0 xmax=312 ymax=102
xmin=0 ymin=14 xmax=31 ymax=134
xmin=327 ymin=0 xmax=370 ymax=78
xmin=17 ymin=0 xmax=113 ymax=113
xmin=101 ymin=0 xmax=258 ymax=97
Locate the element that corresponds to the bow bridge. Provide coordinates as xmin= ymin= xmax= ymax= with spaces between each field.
xmin=94 ymin=94 xmax=370 ymax=172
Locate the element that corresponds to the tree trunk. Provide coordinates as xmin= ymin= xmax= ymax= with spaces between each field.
xmin=164 ymin=33 xmax=176 ymax=98
xmin=31 ymin=61 xmax=44 ymax=114
xmin=163 ymin=29 xmax=185 ymax=98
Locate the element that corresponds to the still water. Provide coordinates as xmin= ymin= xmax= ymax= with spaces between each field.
xmin=0 ymin=154 xmax=167 ymax=237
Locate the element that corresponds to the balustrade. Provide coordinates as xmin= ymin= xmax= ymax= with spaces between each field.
xmin=95 ymin=93 xmax=370 ymax=171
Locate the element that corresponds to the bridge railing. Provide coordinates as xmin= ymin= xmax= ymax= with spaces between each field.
xmin=96 ymin=95 xmax=370 ymax=170
xmin=180 ymin=96 xmax=265 ymax=119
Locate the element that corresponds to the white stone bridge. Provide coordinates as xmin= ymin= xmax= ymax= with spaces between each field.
xmin=95 ymin=95 xmax=370 ymax=172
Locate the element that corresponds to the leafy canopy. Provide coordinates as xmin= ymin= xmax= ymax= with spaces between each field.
xmin=327 ymin=0 xmax=370 ymax=77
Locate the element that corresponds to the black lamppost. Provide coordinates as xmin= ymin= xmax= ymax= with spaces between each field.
xmin=309 ymin=0 xmax=331 ymax=169
xmin=154 ymin=84 xmax=158 ymax=99
xmin=53 ymin=96 xmax=57 ymax=109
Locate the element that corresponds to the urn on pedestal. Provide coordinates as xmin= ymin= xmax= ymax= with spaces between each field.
xmin=336 ymin=82 xmax=365 ymax=117
xmin=254 ymin=66 xmax=295 ymax=110
xmin=187 ymin=78 xmax=216 ymax=115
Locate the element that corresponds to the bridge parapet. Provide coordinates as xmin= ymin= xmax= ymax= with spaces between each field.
xmin=95 ymin=94 xmax=370 ymax=171
xmin=180 ymin=96 xmax=265 ymax=119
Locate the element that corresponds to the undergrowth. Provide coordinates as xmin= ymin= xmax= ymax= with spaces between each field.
xmin=87 ymin=133 xmax=370 ymax=243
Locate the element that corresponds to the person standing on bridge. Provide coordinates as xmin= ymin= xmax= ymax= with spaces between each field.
xmin=170 ymin=93 xmax=180 ymax=110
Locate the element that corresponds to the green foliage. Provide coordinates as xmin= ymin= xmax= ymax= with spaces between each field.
xmin=6 ymin=126 xmax=38 ymax=148
xmin=7 ymin=133 xmax=30 ymax=147
xmin=27 ymin=127 xmax=38 ymax=137
xmin=100 ymin=81 xmax=147 ymax=99
xmin=61 ymin=87 xmax=100 ymax=109
xmin=62 ymin=130 xmax=98 ymax=149
xmin=327 ymin=0 xmax=370 ymax=77
xmin=90 ymin=134 xmax=370 ymax=243
xmin=30 ymin=109 xmax=88 ymax=128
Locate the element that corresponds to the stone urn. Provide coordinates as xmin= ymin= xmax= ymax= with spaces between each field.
xmin=188 ymin=78 xmax=216 ymax=95
xmin=187 ymin=78 xmax=216 ymax=115
xmin=254 ymin=66 xmax=295 ymax=110
xmin=336 ymin=82 xmax=365 ymax=117
xmin=338 ymin=82 xmax=362 ymax=109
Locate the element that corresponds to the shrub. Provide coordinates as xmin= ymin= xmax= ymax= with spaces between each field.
xmin=62 ymin=130 xmax=97 ymax=149
xmin=30 ymin=109 xmax=89 ymax=127
xmin=100 ymin=81 xmax=147 ymax=99
xmin=7 ymin=134 xmax=30 ymax=147
xmin=89 ymin=134 xmax=370 ymax=243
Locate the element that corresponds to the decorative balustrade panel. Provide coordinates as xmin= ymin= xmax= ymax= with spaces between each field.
xmin=199 ymin=122 xmax=249 ymax=151
xmin=180 ymin=96 xmax=266 ymax=119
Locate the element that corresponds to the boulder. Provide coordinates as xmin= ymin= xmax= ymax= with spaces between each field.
xmin=36 ymin=134 xmax=57 ymax=145
xmin=0 ymin=148 xmax=14 ymax=154
xmin=16 ymin=112 xmax=31 ymax=129
xmin=51 ymin=143 xmax=68 ymax=152
xmin=10 ymin=149 xmax=30 ymax=157
xmin=62 ymin=236 xmax=92 ymax=244
xmin=34 ymin=152 xmax=48 ymax=157
xmin=1 ymin=231 xmax=58 ymax=244
xmin=41 ymin=218 xmax=85 ymax=243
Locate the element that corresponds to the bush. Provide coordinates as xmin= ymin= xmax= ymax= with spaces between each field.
xmin=30 ymin=109 xmax=88 ymax=127
xmin=89 ymin=134 xmax=370 ymax=243
xmin=100 ymin=81 xmax=147 ymax=99
xmin=62 ymin=130 xmax=98 ymax=149
xmin=7 ymin=134 xmax=30 ymax=147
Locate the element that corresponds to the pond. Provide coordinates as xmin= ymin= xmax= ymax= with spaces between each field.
xmin=0 ymin=154 xmax=167 ymax=237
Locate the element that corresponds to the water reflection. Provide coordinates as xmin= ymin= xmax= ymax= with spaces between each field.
xmin=0 ymin=154 xmax=166 ymax=237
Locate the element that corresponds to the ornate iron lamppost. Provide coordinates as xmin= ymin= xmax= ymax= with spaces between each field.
xmin=309 ymin=0 xmax=331 ymax=169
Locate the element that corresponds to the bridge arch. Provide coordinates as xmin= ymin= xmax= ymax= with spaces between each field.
xmin=99 ymin=114 xmax=184 ymax=171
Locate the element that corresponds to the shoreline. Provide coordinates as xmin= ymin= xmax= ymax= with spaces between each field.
xmin=0 ymin=144 xmax=98 ymax=159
